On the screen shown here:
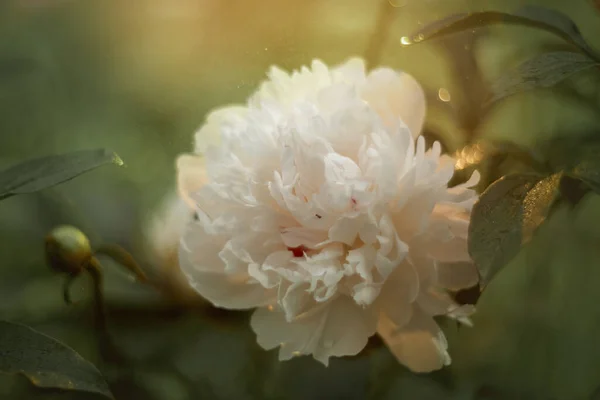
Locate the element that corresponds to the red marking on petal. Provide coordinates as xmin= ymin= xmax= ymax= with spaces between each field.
xmin=288 ymin=246 xmax=307 ymax=258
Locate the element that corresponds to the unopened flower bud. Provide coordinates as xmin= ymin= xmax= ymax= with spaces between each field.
xmin=45 ymin=225 xmax=92 ymax=275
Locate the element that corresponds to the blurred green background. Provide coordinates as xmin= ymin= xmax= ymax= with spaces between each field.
xmin=1 ymin=0 xmax=600 ymax=399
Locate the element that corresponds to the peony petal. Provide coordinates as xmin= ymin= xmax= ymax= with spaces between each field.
xmin=251 ymin=297 xmax=377 ymax=366
xmin=176 ymin=154 xmax=208 ymax=209
xmin=146 ymin=192 xmax=194 ymax=266
xmin=436 ymin=261 xmax=479 ymax=290
xmin=281 ymin=226 xmax=329 ymax=249
xmin=193 ymin=105 xmax=247 ymax=154
xmin=183 ymin=269 xmax=274 ymax=310
xmin=333 ymin=57 xmax=366 ymax=84
xmin=375 ymin=261 xmax=419 ymax=328
xmin=416 ymin=288 xmax=455 ymax=316
xmin=378 ymin=306 xmax=450 ymax=373
xmin=362 ymin=68 xmax=426 ymax=138
xmin=179 ymin=223 xmax=276 ymax=309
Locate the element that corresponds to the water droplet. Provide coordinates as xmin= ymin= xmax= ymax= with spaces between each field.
xmin=388 ymin=0 xmax=407 ymax=7
xmin=400 ymin=36 xmax=412 ymax=46
xmin=438 ymin=88 xmax=451 ymax=102
xmin=264 ymin=47 xmax=268 ymax=51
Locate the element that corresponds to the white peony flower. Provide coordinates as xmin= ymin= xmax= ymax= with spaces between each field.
xmin=176 ymin=58 xmax=480 ymax=372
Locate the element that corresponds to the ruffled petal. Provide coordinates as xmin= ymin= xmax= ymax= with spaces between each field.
xmin=193 ymin=105 xmax=247 ymax=154
xmin=176 ymin=154 xmax=208 ymax=209
xmin=146 ymin=192 xmax=194 ymax=265
xmin=436 ymin=261 xmax=479 ymax=290
xmin=374 ymin=261 xmax=420 ymax=328
xmin=251 ymin=297 xmax=377 ymax=366
xmin=378 ymin=306 xmax=450 ymax=373
xmin=362 ymin=68 xmax=426 ymax=138
xmin=179 ymin=222 xmax=275 ymax=309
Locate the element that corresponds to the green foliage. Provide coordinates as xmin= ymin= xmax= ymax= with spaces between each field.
xmin=413 ymin=5 xmax=600 ymax=111
xmin=412 ymin=5 xmax=600 ymax=59
xmin=468 ymin=173 xmax=562 ymax=287
xmin=487 ymin=51 xmax=599 ymax=105
xmin=414 ymin=5 xmax=600 ymax=291
xmin=0 ymin=320 xmax=113 ymax=399
xmin=0 ymin=149 xmax=123 ymax=201
xmin=559 ymin=143 xmax=600 ymax=194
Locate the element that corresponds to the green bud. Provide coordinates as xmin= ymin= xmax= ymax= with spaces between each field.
xmin=45 ymin=225 xmax=92 ymax=275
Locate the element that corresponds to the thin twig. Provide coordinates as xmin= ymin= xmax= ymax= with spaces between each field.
xmin=86 ymin=257 xmax=126 ymax=363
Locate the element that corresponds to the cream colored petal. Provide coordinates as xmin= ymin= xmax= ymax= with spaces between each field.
xmin=176 ymin=154 xmax=208 ymax=209
xmin=146 ymin=192 xmax=194 ymax=266
xmin=184 ymin=269 xmax=274 ymax=310
xmin=436 ymin=261 xmax=479 ymax=291
xmin=178 ymin=223 xmax=275 ymax=309
xmin=361 ymin=68 xmax=426 ymax=138
xmin=427 ymin=235 xmax=471 ymax=263
xmin=250 ymin=296 xmax=377 ymax=366
xmin=378 ymin=306 xmax=450 ymax=373
xmin=332 ymin=57 xmax=366 ymax=83
xmin=375 ymin=261 xmax=419 ymax=328
xmin=193 ymin=105 xmax=247 ymax=154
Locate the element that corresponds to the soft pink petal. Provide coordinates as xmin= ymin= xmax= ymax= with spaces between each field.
xmin=378 ymin=306 xmax=450 ymax=373
xmin=193 ymin=105 xmax=247 ymax=154
xmin=250 ymin=297 xmax=377 ymax=366
xmin=362 ymin=68 xmax=426 ymax=138
xmin=179 ymin=223 xmax=275 ymax=309
xmin=176 ymin=154 xmax=208 ymax=209
xmin=436 ymin=261 xmax=479 ymax=290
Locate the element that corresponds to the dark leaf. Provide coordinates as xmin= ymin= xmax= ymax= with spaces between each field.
xmin=0 ymin=149 xmax=123 ymax=201
xmin=0 ymin=320 xmax=114 ymax=399
xmin=412 ymin=6 xmax=600 ymax=60
xmin=515 ymin=5 xmax=598 ymax=59
xmin=540 ymin=136 xmax=600 ymax=193
xmin=469 ymin=173 xmax=561 ymax=287
xmin=487 ymin=51 xmax=598 ymax=105
xmin=566 ymin=145 xmax=600 ymax=194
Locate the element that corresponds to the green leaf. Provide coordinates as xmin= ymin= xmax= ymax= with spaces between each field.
xmin=411 ymin=6 xmax=600 ymax=60
xmin=0 ymin=149 xmax=123 ymax=201
xmin=487 ymin=51 xmax=599 ymax=105
xmin=567 ymin=146 xmax=600 ymax=194
xmin=0 ymin=320 xmax=114 ymax=399
xmin=539 ymin=137 xmax=600 ymax=194
xmin=469 ymin=173 xmax=561 ymax=287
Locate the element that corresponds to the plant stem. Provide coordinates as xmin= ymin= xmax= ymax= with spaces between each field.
xmin=364 ymin=0 xmax=395 ymax=68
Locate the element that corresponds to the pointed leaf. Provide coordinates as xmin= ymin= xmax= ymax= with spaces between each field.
xmin=567 ymin=145 xmax=600 ymax=194
xmin=487 ymin=51 xmax=598 ymax=105
xmin=469 ymin=173 xmax=561 ymax=287
xmin=411 ymin=6 xmax=599 ymax=60
xmin=0 ymin=320 xmax=114 ymax=399
xmin=0 ymin=148 xmax=123 ymax=201
xmin=540 ymin=137 xmax=600 ymax=194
